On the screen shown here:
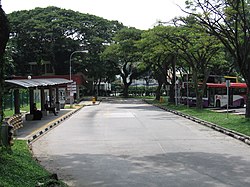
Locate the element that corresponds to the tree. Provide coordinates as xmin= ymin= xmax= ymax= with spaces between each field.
xmin=185 ymin=0 xmax=250 ymax=116
xmin=102 ymin=27 xmax=147 ymax=97
xmin=7 ymin=7 xmax=124 ymax=77
xmin=165 ymin=16 xmax=225 ymax=109
xmin=138 ymin=26 xmax=177 ymax=101
xmin=0 ymin=2 xmax=10 ymax=143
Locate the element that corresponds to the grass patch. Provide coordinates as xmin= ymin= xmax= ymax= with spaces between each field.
xmin=4 ymin=105 xmax=30 ymax=118
xmin=4 ymin=103 xmax=43 ymax=118
xmin=64 ymin=104 xmax=78 ymax=109
xmin=147 ymin=99 xmax=250 ymax=137
xmin=0 ymin=140 xmax=67 ymax=187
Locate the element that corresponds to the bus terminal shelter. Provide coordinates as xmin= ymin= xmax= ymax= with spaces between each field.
xmin=5 ymin=78 xmax=72 ymax=120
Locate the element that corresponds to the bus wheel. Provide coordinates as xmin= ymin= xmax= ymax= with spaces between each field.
xmin=216 ymin=100 xmax=221 ymax=108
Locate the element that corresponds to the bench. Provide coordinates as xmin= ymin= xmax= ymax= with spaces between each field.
xmin=5 ymin=114 xmax=23 ymax=131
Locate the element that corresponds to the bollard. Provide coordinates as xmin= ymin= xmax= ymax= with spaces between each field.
xmin=160 ymin=97 xmax=164 ymax=103
xmin=92 ymin=96 xmax=96 ymax=104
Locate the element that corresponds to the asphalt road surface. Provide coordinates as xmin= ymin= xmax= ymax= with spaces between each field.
xmin=32 ymin=98 xmax=250 ymax=187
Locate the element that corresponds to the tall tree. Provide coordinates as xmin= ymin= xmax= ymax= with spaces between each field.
xmin=165 ymin=16 xmax=225 ymax=109
xmin=7 ymin=6 xmax=124 ymax=76
xmin=185 ymin=0 xmax=250 ymax=116
xmin=138 ymin=26 xmax=177 ymax=101
xmin=102 ymin=27 xmax=147 ymax=97
xmin=0 ymin=2 xmax=10 ymax=142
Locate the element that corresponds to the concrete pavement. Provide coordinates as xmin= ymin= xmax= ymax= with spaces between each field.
xmin=16 ymin=100 xmax=100 ymax=143
xmin=16 ymin=108 xmax=75 ymax=141
xmin=32 ymin=98 xmax=250 ymax=187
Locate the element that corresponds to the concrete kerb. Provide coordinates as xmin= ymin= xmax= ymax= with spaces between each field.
xmin=144 ymin=100 xmax=250 ymax=146
xmin=27 ymin=106 xmax=84 ymax=144
xmin=79 ymin=100 xmax=102 ymax=106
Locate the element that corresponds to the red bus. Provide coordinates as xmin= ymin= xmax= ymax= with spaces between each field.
xmin=180 ymin=82 xmax=247 ymax=108
xmin=206 ymin=82 xmax=247 ymax=108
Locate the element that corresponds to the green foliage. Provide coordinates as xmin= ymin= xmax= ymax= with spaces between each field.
xmin=168 ymin=16 xmax=226 ymax=108
xmin=137 ymin=26 xmax=177 ymax=100
xmin=184 ymin=0 xmax=250 ymax=117
xmin=138 ymin=26 xmax=175 ymax=65
xmin=128 ymin=86 xmax=158 ymax=96
xmin=7 ymin=6 xmax=124 ymax=77
xmin=172 ymin=16 xmax=225 ymax=73
xmin=102 ymin=27 xmax=147 ymax=97
xmin=0 ymin=140 xmax=67 ymax=187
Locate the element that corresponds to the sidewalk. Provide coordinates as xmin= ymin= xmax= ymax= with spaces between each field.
xmin=16 ymin=100 xmax=100 ymax=143
xmin=16 ymin=108 xmax=75 ymax=140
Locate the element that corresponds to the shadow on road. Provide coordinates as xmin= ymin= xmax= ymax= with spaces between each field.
xmin=38 ymin=151 xmax=250 ymax=187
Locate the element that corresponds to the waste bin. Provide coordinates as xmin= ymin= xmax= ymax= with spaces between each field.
xmin=60 ymin=103 xmax=65 ymax=109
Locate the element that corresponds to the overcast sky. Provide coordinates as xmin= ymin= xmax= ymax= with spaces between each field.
xmin=2 ymin=0 xmax=186 ymax=30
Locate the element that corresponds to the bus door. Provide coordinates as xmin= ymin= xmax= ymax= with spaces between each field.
xmin=228 ymin=88 xmax=233 ymax=107
xmin=207 ymin=87 xmax=215 ymax=107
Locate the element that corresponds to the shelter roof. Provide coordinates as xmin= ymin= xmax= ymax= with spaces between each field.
xmin=5 ymin=78 xmax=72 ymax=88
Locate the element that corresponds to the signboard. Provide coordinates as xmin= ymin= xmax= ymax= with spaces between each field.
xmin=226 ymin=80 xmax=231 ymax=88
xmin=67 ymin=82 xmax=77 ymax=94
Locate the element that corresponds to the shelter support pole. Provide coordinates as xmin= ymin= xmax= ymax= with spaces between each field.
xmin=55 ymin=86 xmax=60 ymax=111
xmin=29 ymin=88 xmax=34 ymax=114
xmin=77 ymin=85 xmax=79 ymax=100
xmin=49 ymin=87 xmax=53 ymax=107
xmin=14 ymin=89 xmax=20 ymax=114
xmin=40 ymin=88 xmax=45 ymax=111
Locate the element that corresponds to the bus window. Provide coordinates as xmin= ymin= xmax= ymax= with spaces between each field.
xmin=215 ymin=87 xmax=226 ymax=95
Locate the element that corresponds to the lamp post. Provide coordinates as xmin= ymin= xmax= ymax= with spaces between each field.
xmin=69 ymin=50 xmax=88 ymax=107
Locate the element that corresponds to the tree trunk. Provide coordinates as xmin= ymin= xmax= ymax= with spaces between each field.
xmin=123 ymin=83 xmax=129 ymax=98
xmin=168 ymin=83 xmax=175 ymax=103
xmin=168 ymin=60 xmax=176 ymax=103
xmin=155 ymin=82 xmax=163 ymax=101
xmin=0 ymin=6 xmax=9 ymax=118
xmin=0 ymin=5 xmax=10 ymax=145
xmin=0 ymin=56 xmax=4 ymax=120
xmin=192 ymin=71 xmax=203 ymax=109
xmin=196 ymin=90 xmax=203 ymax=109
xmin=145 ymin=79 xmax=150 ymax=96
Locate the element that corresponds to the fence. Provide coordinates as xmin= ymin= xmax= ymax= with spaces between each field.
xmin=3 ymin=89 xmax=29 ymax=110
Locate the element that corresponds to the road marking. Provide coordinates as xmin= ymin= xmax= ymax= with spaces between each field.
xmin=103 ymin=112 xmax=135 ymax=118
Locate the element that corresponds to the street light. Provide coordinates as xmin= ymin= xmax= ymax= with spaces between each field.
xmin=69 ymin=50 xmax=88 ymax=107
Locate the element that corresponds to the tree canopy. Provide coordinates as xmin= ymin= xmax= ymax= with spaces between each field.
xmin=138 ymin=26 xmax=177 ymax=101
xmin=169 ymin=16 xmax=225 ymax=108
xmin=102 ymin=27 xmax=147 ymax=97
xmin=185 ymin=0 xmax=250 ymax=116
xmin=7 ymin=6 xmax=124 ymax=77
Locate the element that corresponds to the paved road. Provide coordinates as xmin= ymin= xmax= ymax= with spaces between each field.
xmin=32 ymin=98 xmax=250 ymax=187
